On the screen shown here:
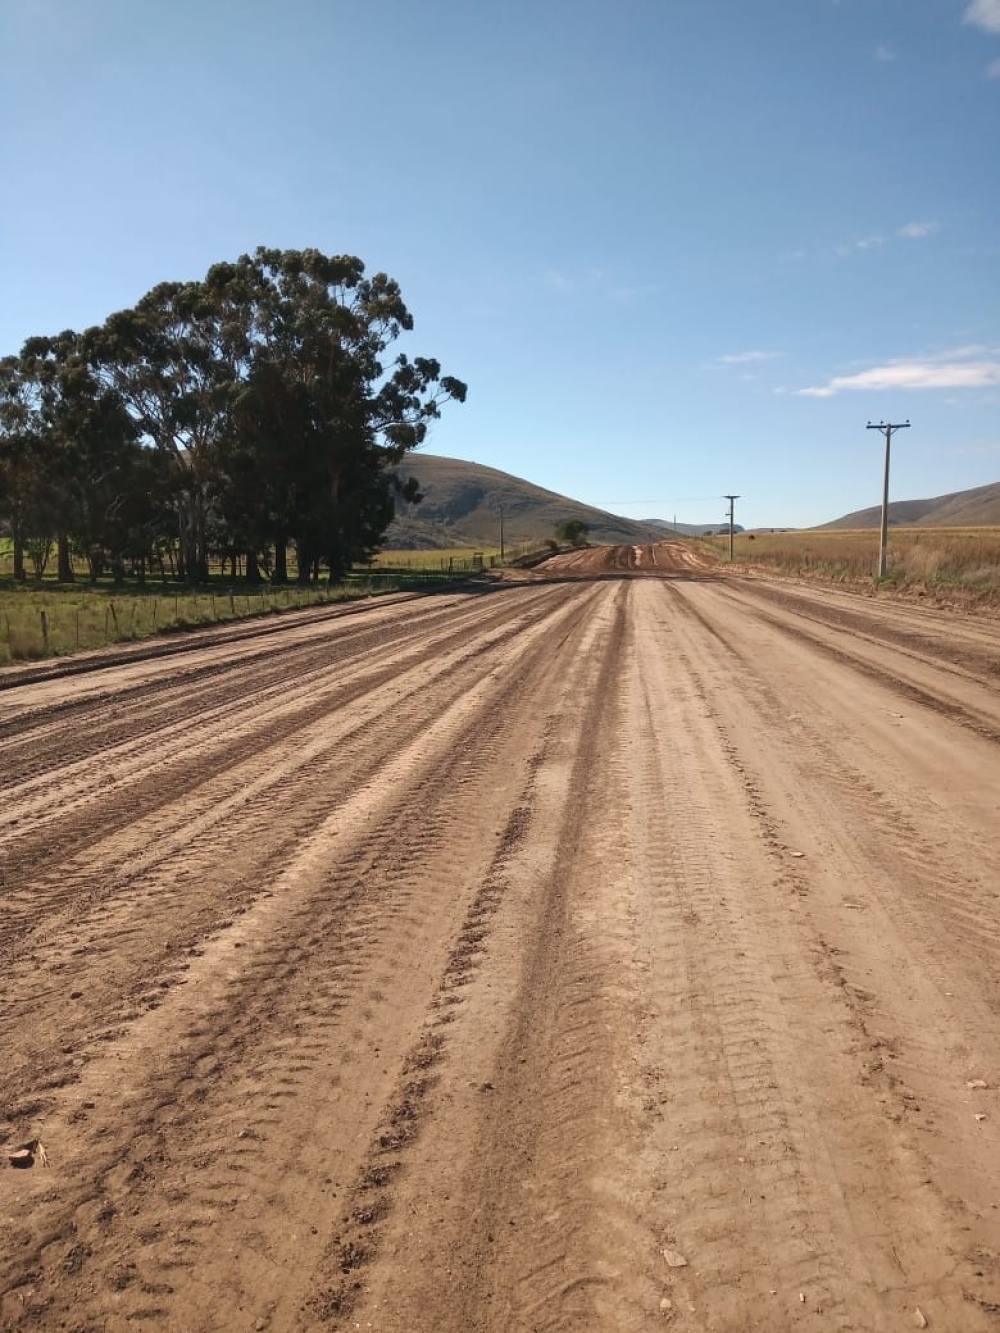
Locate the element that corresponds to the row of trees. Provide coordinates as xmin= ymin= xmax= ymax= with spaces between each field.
xmin=0 ymin=248 xmax=466 ymax=584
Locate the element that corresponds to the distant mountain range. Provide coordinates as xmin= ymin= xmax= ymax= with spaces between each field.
xmin=386 ymin=455 xmax=734 ymax=548
xmin=820 ymin=481 xmax=1000 ymax=529
xmin=385 ymin=454 xmax=1000 ymax=548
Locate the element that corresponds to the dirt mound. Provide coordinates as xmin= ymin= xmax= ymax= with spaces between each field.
xmin=512 ymin=541 xmax=719 ymax=578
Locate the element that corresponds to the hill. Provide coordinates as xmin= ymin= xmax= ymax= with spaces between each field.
xmin=386 ymin=455 xmax=668 ymax=549
xmin=822 ymin=481 xmax=1000 ymax=529
xmin=644 ymin=517 xmax=745 ymax=538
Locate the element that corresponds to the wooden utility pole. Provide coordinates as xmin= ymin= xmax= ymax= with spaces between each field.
xmin=724 ymin=495 xmax=740 ymax=561
xmin=866 ymin=421 xmax=910 ymax=578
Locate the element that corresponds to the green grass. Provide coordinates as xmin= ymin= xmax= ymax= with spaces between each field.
xmin=371 ymin=546 xmax=503 ymax=570
xmin=0 ymin=558 xmax=498 ymax=668
xmin=0 ymin=536 xmax=542 ymax=666
xmin=0 ymin=582 xmax=361 ymax=666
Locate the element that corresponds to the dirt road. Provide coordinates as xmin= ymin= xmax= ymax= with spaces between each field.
xmin=2 ymin=547 xmax=1000 ymax=1331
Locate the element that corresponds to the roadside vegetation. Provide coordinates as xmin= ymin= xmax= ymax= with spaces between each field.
xmin=0 ymin=248 xmax=465 ymax=595
xmin=0 ymin=541 xmax=499 ymax=666
xmin=706 ymin=527 xmax=1000 ymax=609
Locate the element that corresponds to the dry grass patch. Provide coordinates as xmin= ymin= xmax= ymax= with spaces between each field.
xmin=705 ymin=527 xmax=1000 ymax=610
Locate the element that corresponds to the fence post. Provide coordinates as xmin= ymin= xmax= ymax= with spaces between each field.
xmin=40 ymin=610 xmax=49 ymax=653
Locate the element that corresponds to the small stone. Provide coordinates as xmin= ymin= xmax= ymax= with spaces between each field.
xmin=975 ymin=1113 xmax=987 ymax=1122
xmin=966 ymin=1080 xmax=989 ymax=1090
xmin=913 ymin=1308 xmax=927 ymax=1328
xmin=662 ymin=1248 xmax=688 ymax=1268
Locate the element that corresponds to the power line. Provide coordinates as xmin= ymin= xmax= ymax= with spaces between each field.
xmin=593 ymin=497 xmax=721 ymax=505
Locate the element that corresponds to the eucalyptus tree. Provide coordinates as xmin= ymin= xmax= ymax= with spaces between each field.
xmin=83 ymin=278 xmax=247 ymax=582
xmin=8 ymin=247 xmax=465 ymax=589
xmin=218 ymin=248 xmax=466 ymax=582
xmin=0 ymin=354 xmax=35 ymax=580
xmin=16 ymin=332 xmax=148 ymax=581
xmin=0 ymin=349 xmax=75 ymax=580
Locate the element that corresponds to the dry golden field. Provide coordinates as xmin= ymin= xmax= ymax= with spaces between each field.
xmin=705 ymin=526 xmax=1000 ymax=609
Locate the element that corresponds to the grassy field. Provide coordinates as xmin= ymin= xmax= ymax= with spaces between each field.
xmin=0 ymin=543 xmax=504 ymax=666
xmin=704 ymin=526 xmax=1000 ymax=606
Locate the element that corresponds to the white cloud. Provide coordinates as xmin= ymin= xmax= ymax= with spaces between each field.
xmin=717 ymin=350 xmax=782 ymax=365
xmin=898 ymin=221 xmax=938 ymax=239
xmin=834 ymin=234 xmax=885 ymax=256
xmin=987 ymin=57 xmax=1000 ymax=77
xmin=542 ymin=266 xmax=659 ymax=301
xmin=874 ymin=45 xmax=896 ymax=62
xmin=796 ymin=353 xmax=1000 ymax=398
xmin=964 ymin=0 xmax=1000 ymax=33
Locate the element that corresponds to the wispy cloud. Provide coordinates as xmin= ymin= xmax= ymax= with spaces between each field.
xmin=898 ymin=220 xmax=938 ymax=239
xmin=834 ymin=233 xmax=886 ymax=256
xmin=832 ymin=221 xmax=937 ymax=257
xmin=543 ymin=265 xmax=660 ymax=302
xmin=874 ymin=44 xmax=896 ymax=62
xmin=988 ymin=57 xmax=1000 ymax=77
xmin=964 ymin=0 xmax=1000 ymax=33
xmin=796 ymin=350 xmax=1000 ymax=398
xmin=716 ymin=350 xmax=782 ymax=365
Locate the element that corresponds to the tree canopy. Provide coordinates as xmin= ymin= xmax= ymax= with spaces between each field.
xmin=0 ymin=248 xmax=466 ymax=584
xmin=555 ymin=518 xmax=589 ymax=547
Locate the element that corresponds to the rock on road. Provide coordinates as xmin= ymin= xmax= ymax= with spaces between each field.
xmin=2 ymin=544 xmax=1000 ymax=1332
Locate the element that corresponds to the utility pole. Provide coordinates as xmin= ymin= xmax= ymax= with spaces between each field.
xmin=866 ymin=420 xmax=910 ymax=578
xmin=723 ymin=495 xmax=740 ymax=561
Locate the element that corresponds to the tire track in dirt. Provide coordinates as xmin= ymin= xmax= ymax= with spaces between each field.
xmin=724 ymin=576 xmax=1000 ymax=690
xmin=3 ymin=570 xmax=999 ymax=1332
xmin=620 ymin=583 xmax=886 ymax=1331
xmin=0 ymin=587 xmax=592 ymax=1116
xmin=0 ymin=586 xmax=563 ymax=946
xmin=321 ymin=582 xmax=640 ymax=1332
xmin=666 ymin=580 xmax=1000 ymax=1013
xmin=652 ymin=579 xmax=1000 ymax=1327
xmin=0 ymin=586 xmax=548 ymax=786
xmin=0 ymin=583 xmax=606 ymax=1330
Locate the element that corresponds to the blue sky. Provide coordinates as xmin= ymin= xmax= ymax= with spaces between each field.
xmin=1 ymin=0 xmax=998 ymax=528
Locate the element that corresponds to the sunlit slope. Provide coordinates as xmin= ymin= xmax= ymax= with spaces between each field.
xmin=386 ymin=454 xmax=663 ymax=548
xmin=822 ymin=480 xmax=1000 ymax=529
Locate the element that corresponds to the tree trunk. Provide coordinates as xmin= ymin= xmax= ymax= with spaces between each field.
xmin=11 ymin=515 xmax=25 ymax=582
xmin=245 ymin=549 xmax=261 ymax=584
xmin=296 ymin=541 xmax=312 ymax=586
xmin=273 ymin=538 xmax=288 ymax=585
xmin=57 ymin=533 xmax=74 ymax=583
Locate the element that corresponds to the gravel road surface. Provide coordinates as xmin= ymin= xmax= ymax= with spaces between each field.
xmin=2 ymin=544 xmax=999 ymax=1331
